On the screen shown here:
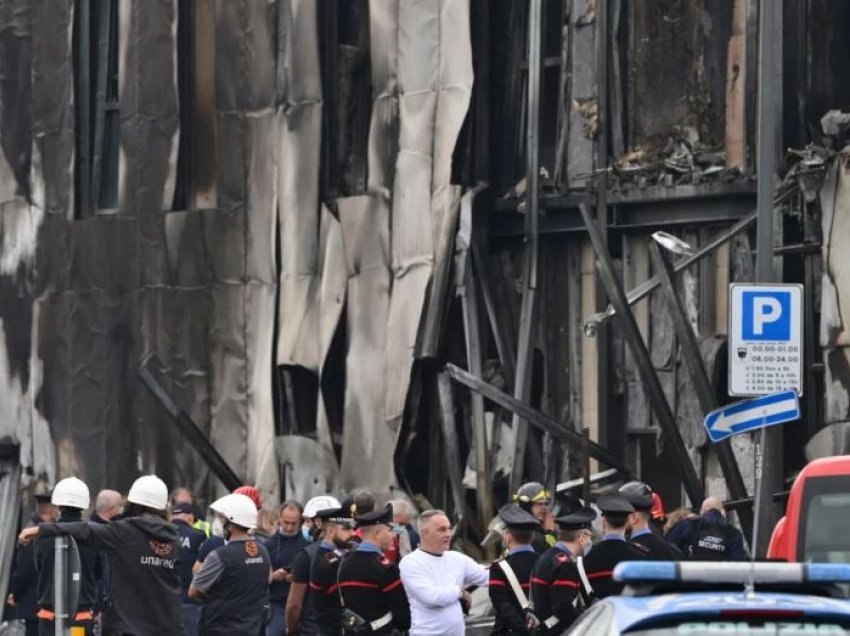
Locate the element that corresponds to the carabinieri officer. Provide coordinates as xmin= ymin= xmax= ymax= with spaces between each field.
xmin=529 ymin=503 xmax=596 ymax=634
xmin=337 ymin=503 xmax=410 ymax=634
xmin=489 ymin=504 xmax=541 ymax=635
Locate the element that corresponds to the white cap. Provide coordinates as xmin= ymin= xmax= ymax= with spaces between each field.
xmin=52 ymin=477 xmax=90 ymax=510
xmin=304 ymin=495 xmax=341 ymax=519
xmin=127 ymin=475 xmax=168 ymax=511
xmin=209 ymin=493 xmax=258 ymax=530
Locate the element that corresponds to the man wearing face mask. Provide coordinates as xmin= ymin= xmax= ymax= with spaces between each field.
xmin=263 ymin=500 xmax=308 ymax=635
xmin=619 ymin=481 xmax=683 ymax=560
xmin=529 ymin=505 xmax=596 ymax=634
xmin=286 ymin=495 xmax=340 ymax=635
xmin=192 ymin=486 xmax=261 ymax=576
xmin=307 ymin=506 xmax=356 ymax=634
xmin=189 ymin=493 xmax=272 ymax=635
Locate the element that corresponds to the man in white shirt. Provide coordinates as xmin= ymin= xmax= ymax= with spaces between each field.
xmin=399 ymin=509 xmax=489 ymax=635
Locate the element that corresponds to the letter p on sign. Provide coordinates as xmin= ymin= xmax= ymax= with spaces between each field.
xmin=742 ymin=291 xmax=791 ymax=340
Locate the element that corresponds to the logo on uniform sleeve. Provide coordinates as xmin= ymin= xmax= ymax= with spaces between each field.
xmin=556 ymin=553 xmax=568 ymax=563
xmin=245 ymin=541 xmax=259 ymax=557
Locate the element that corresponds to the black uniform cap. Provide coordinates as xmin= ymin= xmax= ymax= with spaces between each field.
xmin=498 ymin=504 xmax=540 ymax=531
xmin=34 ymin=489 xmax=53 ymax=503
xmin=314 ymin=506 xmax=357 ymax=528
xmin=554 ymin=506 xmax=597 ymax=530
xmin=354 ymin=503 xmax=394 ymax=528
xmin=596 ymin=493 xmax=635 ymax=516
xmin=618 ymin=481 xmax=653 ymax=511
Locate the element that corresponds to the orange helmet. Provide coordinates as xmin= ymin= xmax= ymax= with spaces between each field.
xmin=651 ymin=492 xmax=665 ymax=521
xmin=233 ymin=485 xmax=262 ymax=510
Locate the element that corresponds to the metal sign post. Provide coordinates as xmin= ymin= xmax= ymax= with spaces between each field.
xmin=54 ymin=537 xmax=66 ymax=636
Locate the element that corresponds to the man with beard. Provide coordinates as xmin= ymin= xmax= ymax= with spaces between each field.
xmin=619 ymin=481 xmax=683 ymax=560
xmin=285 ymin=495 xmax=340 ymax=635
xmin=263 ymin=500 xmax=308 ymax=635
xmin=308 ymin=506 xmax=356 ymax=634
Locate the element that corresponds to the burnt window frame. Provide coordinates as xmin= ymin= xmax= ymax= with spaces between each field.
xmin=73 ymin=0 xmax=120 ymax=218
xmin=171 ymin=0 xmax=217 ymax=213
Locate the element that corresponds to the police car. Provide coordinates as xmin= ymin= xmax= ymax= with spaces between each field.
xmin=566 ymin=561 xmax=850 ymax=635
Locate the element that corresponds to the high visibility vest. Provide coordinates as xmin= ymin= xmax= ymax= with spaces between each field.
xmin=193 ymin=519 xmax=212 ymax=538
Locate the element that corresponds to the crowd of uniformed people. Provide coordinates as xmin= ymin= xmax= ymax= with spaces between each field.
xmin=5 ymin=473 xmax=749 ymax=635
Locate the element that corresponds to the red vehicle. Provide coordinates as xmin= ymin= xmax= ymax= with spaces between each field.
xmin=767 ymin=455 xmax=850 ymax=562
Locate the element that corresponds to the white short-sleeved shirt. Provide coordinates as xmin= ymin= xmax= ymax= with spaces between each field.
xmin=399 ymin=548 xmax=489 ymax=635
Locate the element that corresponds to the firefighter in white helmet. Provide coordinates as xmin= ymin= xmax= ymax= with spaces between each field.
xmin=189 ymin=493 xmax=272 ymax=635
xmin=20 ymin=474 xmax=185 ymax=635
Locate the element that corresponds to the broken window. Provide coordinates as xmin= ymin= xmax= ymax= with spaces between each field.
xmin=172 ymin=0 xmax=217 ymax=212
xmin=73 ymin=0 xmax=120 ymax=217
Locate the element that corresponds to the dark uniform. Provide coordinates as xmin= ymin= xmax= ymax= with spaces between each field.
xmin=619 ymin=481 xmax=683 ymax=561
xmin=338 ymin=505 xmax=410 ymax=634
xmin=667 ymin=509 xmax=748 ymax=560
xmin=309 ymin=506 xmax=357 ymax=635
xmin=291 ymin=541 xmax=322 ymax=635
xmin=550 ymin=494 xmax=648 ymax=619
xmin=193 ymin=537 xmax=271 ymax=636
xmin=38 ymin=514 xmax=186 ymax=635
xmin=629 ymin=528 xmax=683 ymax=560
xmin=529 ymin=507 xmax=596 ymax=635
xmin=172 ymin=505 xmax=206 ymax=636
xmin=10 ymin=513 xmax=43 ymax=636
xmin=489 ymin=505 xmax=540 ymax=636
xmin=35 ymin=509 xmax=102 ymax=635
xmin=309 ymin=540 xmax=345 ymax=634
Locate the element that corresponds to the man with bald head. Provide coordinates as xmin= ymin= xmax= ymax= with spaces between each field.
xmin=92 ymin=490 xmax=123 ymax=524
xmin=668 ymin=496 xmax=748 ymax=560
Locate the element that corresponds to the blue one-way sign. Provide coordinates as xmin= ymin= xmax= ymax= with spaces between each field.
xmin=704 ymin=391 xmax=800 ymax=443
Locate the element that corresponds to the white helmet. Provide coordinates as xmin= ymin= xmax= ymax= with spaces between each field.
xmin=209 ymin=493 xmax=258 ymax=530
xmin=52 ymin=477 xmax=90 ymax=510
xmin=127 ymin=475 xmax=168 ymax=511
xmin=304 ymin=495 xmax=341 ymax=519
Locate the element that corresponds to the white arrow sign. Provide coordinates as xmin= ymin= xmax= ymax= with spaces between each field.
xmin=704 ymin=391 xmax=800 ymax=443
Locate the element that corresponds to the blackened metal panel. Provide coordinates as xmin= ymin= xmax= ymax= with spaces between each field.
xmin=0 ymin=1 xmax=32 ymax=203
xmin=385 ymin=0 xmax=474 ymax=424
xmin=30 ymin=0 xmax=74 ymax=217
xmin=276 ymin=0 xmax=324 ymax=370
xmin=338 ymin=194 xmax=392 ymax=492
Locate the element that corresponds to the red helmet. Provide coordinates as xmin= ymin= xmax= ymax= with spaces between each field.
xmin=651 ymin=492 xmax=665 ymax=520
xmin=233 ymin=485 xmax=262 ymax=509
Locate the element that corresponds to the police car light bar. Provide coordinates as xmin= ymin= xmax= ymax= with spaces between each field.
xmin=614 ymin=561 xmax=850 ymax=585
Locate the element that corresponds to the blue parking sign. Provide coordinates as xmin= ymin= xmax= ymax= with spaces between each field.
xmin=729 ymin=284 xmax=803 ymax=397
xmin=741 ymin=291 xmax=791 ymax=340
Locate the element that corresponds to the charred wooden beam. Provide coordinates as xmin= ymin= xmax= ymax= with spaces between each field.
xmin=509 ymin=0 xmax=543 ymax=494
xmin=445 ymin=363 xmax=630 ymax=475
xmin=578 ymin=203 xmax=704 ymax=505
xmin=649 ymin=240 xmax=754 ymax=542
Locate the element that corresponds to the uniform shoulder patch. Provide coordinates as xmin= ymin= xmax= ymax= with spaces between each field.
xmin=325 ymin=551 xmax=340 ymax=563
xmin=555 ymin=552 xmax=570 ymax=563
xmin=378 ymin=555 xmax=393 ymax=568
xmin=245 ymin=541 xmax=259 ymax=557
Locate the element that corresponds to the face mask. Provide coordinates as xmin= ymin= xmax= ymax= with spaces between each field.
xmin=212 ymin=517 xmax=225 ymax=538
xmin=301 ymin=526 xmax=311 ymax=540
xmin=582 ymin=539 xmax=593 ymax=556
xmin=392 ymin=524 xmax=404 ymax=536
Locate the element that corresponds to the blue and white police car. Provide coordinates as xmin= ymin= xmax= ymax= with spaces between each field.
xmin=567 ymin=561 xmax=850 ymax=635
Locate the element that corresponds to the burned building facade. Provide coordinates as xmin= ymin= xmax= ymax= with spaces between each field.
xmin=0 ymin=0 xmax=849 ymax=555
